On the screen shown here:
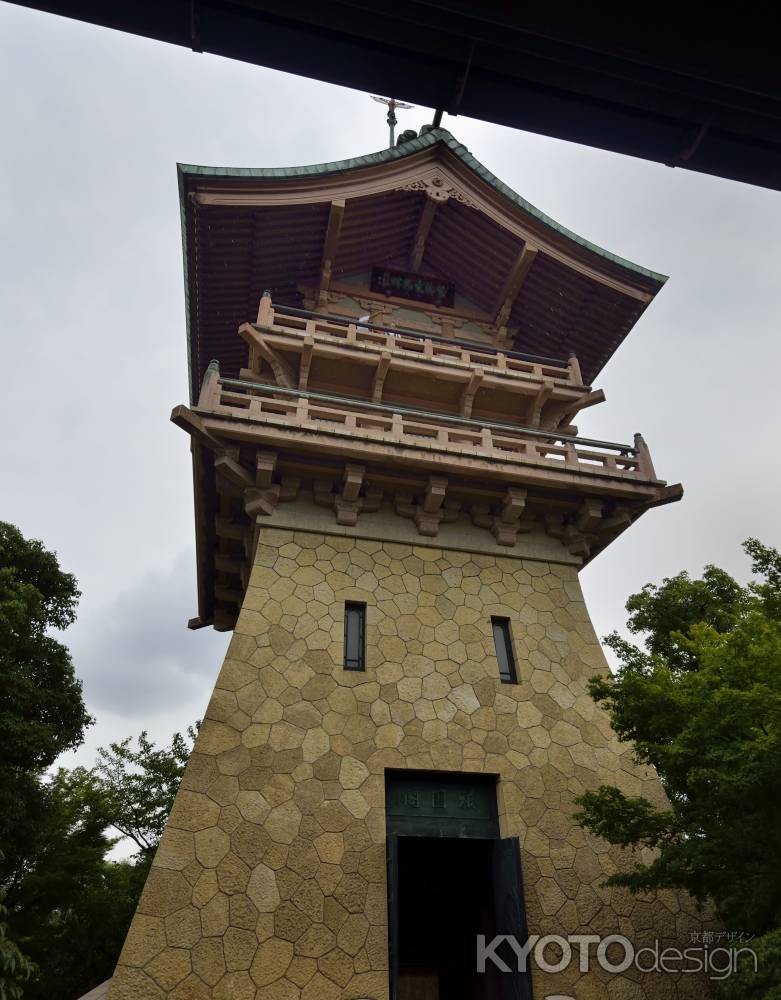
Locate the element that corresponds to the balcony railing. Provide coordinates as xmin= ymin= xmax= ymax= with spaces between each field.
xmin=254 ymin=295 xmax=585 ymax=387
xmin=197 ymin=363 xmax=659 ymax=484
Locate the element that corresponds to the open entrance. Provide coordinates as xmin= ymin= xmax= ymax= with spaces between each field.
xmin=386 ymin=771 xmax=533 ymax=1000
xmin=397 ymin=836 xmax=496 ymax=999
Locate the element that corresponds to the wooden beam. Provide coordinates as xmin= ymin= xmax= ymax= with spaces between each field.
xmin=215 ymin=516 xmax=245 ymax=541
xmin=238 ymin=322 xmax=295 ymax=388
xmin=215 ymin=584 xmax=243 ymax=604
xmin=212 ymin=609 xmax=238 ymax=632
xmin=318 ymin=199 xmax=345 ymax=305
xmin=408 ymin=198 xmax=438 ymax=271
xmin=554 ymin=388 xmax=606 ymax=428
xmin=215 ymin=554 xmax=242 ymax=575
xmin=171 ymin=405 xmax=223 ymax=450
xmin=493 ymin=244 xmax=538 ymax=326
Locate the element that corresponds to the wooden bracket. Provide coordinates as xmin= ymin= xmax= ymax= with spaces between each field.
xmin=244 ymin=485 xmax=281 ymax=518
xmin=471 ymin=487 xmax=530 ymax=546
xmin=314 ymin=465 xmax=382 ymax=526
xmin=238 ymin=322 xmax=295 ymax=388
xmin=493 ymin=244 xmax=538 ymax=327
xmin=372 ymin=351 xmax=392 ymax=403
xmin=215 ymin=450 xmax=253 ymax=489
xmin=529 ymin=378 xmax=554 ymax=427
xmin=460 ymin=367 xmax=484 ymax=418
xmin=577 ymin=499 xmax=603 ymax=534
xmin=395 ymin=476 xmax=458 ymax=537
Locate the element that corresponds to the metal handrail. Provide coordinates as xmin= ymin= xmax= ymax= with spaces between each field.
xmin=217 ymin=375 xmax=635 ymax=455
xmin=263 ymin=302 xmax=577 ymax=373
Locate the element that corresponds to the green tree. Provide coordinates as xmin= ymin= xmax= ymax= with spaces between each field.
xmin=575 ymin=539 xmax=781 ymax=996
xmin=0 ymin=520 xmax=197 ymax=998
xmin=0 ymin=855 xmax=35 ymax=1000
xmin=0 ymin=522 xmax=92 ymax=885
xmin=5 ymin=770 xmax=141 ymax=1000
xmin=93 ymin=726 xmax=198 ymax=858
xmin=5 ymin=728 xmax=196 ymax=1000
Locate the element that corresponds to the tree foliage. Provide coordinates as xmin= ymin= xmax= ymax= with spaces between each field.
xmin=0 ymin=863 xmax=35 ymax=1000
xmin=4 ymin=770 xmax=146 ymax=1000
xmin=93 ymin=727 xmax=198 ymax=857
xmin=575 ymin=539 xmax=781 ymax=996
xmin=0 ymin=522 xmax=92 ymax=884
xmin=0 ymin=520 xmax=196 ymax=999
xmin=3 ymin=729 xmax=195 ymax=1000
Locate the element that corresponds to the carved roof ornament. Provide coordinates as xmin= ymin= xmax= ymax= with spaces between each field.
xmin=396 ymin=171 xmax=480 ymax=208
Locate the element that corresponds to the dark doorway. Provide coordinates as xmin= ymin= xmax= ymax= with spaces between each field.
xmin=385 ymin=771 xmax=533 ymax=1000
xmin=397 ymin=836 xmax=497 ymax=1000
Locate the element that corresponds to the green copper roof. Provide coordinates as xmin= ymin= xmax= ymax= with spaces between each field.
xmin=178 ymin=128 xmax=667 ymax=285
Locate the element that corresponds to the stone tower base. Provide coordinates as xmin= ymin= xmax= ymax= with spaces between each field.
xmin=108 ymin=524 xmax=713 ymax=1000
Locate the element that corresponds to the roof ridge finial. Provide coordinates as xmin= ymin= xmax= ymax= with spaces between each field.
xmin=369 ymin=95 xmax=415 ymax=149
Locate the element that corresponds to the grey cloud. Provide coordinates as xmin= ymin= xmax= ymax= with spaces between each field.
xmin=66 ymin=552 xmax=228 ymax=716
xmin=1 ymin=0 xmax=780 ymax=740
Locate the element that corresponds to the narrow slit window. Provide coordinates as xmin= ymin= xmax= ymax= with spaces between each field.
xmin=344 ymin=602 xmax=366 ymax=671
xmin=491 ymin=617 xmax=518 ymax=684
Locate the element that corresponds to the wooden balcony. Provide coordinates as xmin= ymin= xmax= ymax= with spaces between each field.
xmin=177 ymin=358 xmax=680 ymax=631
xmin=240 ymin=294 xmax=605 ymax=432
xmin=189 ymin=361 xmax=663 ymax=500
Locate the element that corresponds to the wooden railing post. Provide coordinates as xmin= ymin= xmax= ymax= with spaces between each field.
xmin=256 ymin=289 xmax=273 ymax=327
xmin=198 ymin=359 xmax=221 ymax=409
xmin=568 ymin=351 xmax=582 ymax=385
xmin=633 ymin=433 xmax=658 ymax=480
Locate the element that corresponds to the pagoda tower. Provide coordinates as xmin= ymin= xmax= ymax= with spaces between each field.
xmin=107 ymin=129 xmax=710 ymax=1000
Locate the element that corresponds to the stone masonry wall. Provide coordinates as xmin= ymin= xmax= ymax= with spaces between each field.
xmin=108 ymin=526 xmax=712 ymax=1000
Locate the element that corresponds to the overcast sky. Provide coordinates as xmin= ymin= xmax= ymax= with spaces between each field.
xmin=2 ymin=3 xmax=780 ymax=772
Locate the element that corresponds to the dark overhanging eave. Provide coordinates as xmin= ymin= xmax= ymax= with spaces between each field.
xmin=178 ymin=130 xmax=667 ymax=403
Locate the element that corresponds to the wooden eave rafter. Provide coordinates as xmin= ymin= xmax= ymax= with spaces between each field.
xmin=408 ymin=197 xmax=438 ymax=272
xmin=493 ymin=244 xmax=539 ymax=326
xmin=317 ymin=199 xmax=345 ymax=305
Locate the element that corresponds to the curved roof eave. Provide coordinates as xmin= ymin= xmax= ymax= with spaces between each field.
xmin=177 ymin=127 xmax=668 ymax=287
